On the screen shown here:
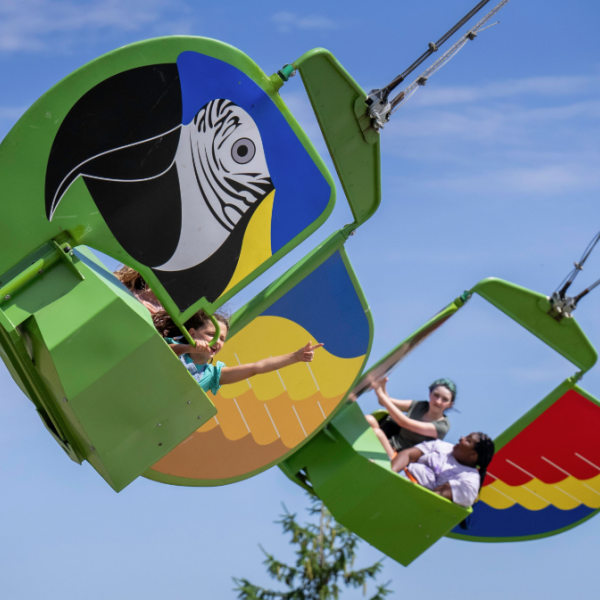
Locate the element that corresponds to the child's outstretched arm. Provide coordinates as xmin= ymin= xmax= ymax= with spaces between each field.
xmin=220 ymin=342 xmax=324 ymax=385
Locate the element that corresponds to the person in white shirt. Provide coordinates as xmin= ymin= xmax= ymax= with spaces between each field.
xmin=391 ymin=433 xmax=495 ymax=507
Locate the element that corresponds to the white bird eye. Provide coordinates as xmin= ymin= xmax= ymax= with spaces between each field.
xmin=231 ymin=138 xmax=256 ymax=164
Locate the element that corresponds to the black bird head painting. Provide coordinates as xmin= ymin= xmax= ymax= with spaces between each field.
xmin=44 ymin=48 xmax=333 ymax=311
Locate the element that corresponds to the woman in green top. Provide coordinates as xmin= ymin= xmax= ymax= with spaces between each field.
xmin=365 ymin=377 xmax=456 ymax=459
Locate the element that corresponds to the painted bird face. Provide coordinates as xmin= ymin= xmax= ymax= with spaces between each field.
xmin=190 ymin=99 xmax=273 ymax=232
xmin=42 ymin=55 xmax=330 ymax=312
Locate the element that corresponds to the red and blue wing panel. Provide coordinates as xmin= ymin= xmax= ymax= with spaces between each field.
xmin=449 ymin=383 xmax=600 ymax=541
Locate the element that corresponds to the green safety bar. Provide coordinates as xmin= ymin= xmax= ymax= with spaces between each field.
xmin=349 ymin=294 xmax=469 ymax=401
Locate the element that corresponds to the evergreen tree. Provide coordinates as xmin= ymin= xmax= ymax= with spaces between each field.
xmin=233 ymin=496 xmax=392 ymax=600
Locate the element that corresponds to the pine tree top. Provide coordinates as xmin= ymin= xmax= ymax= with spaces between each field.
xmin=233 ymin=495 xmax=392 ymax=600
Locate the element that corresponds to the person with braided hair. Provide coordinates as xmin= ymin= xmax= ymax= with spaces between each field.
xmin=365 ymin=377 xmax=456 ymax=459
xmin=391 ymin=433 xmax=495 ymax=507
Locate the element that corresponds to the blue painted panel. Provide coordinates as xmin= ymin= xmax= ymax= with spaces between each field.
xmin=452 ymin=501 xmax=597 ymax=539
xmin=261 ymin=251 xmax=369 ymax=359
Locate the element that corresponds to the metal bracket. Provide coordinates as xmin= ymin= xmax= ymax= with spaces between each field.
xmin=548 ymin=291 xmax=577 ymax=321
xmin=277 ymin=63 xmax=297 ymax=81
xmin=457 ymin=290 xmax=472 ymax=306
xmin=365 ymin=88 xmax=391 ymax=130
xmin=52 ymin=240 xmax=85 ymax=282
xmin=569 ymin=371 xmax=584 ymax=384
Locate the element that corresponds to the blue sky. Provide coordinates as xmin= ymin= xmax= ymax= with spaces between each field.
xmin=2 ymin=0 xmax=600 ymax=598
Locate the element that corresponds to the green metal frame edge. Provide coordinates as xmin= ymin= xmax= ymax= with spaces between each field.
xmin=292 ymin=48 xmax=381 ymax=226
xmin=471 ymin=277 xmax=598 ymax=373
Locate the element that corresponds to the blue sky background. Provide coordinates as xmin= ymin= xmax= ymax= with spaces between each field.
xmin=2 ymin=0 xmax=600 ymax=598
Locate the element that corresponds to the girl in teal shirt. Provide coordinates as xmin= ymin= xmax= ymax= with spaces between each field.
xmin=153 ymin=310 xmax=323 ymax=394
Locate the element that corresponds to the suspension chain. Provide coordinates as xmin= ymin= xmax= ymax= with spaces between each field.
xmin=366 ymin=0 xmax=511 ymax=129
xmin=550 ymin=230 xmax=600 ymax=318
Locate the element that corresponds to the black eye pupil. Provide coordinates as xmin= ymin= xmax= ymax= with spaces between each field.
xmin=231 ymin=138 xmax=256 ymax=164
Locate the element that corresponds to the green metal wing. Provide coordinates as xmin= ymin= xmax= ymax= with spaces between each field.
xmin=472 ymin=278 xmax=597 ymax=373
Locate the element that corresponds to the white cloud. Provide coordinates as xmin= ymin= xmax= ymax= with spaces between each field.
xmin=422 ymin=163 xmax=600 ymax=196
xmin=396 ymin=97 xmax=600 ymax=134
xmin=0 ymin=0 xmax=190 ymax=52
xmin=271 ymin=11 xmax=337 ymax=34
xmin=385 ymin=100 xmax=600 ymax=165
xmin=377 ymin=70 xmax=600 ymax=198
xmin=410 ymin=74 xmax=600 ymax=107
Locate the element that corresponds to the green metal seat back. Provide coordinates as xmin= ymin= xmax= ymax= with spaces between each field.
xmin=0 ymin=245 xmax=216 ymax=491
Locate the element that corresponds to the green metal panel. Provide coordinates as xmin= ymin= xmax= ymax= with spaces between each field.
xmin=472 ymin=278 xmax=598 ymax=373
xmin=293 ymin=49 xmax=381 ymax=226
xmin=281 ymin=402 xmax=471 ymax=566
xmin=0 ymin=245 xmax=216 ymax=491
xmin=348 ymin=295 xmax=467 ymax=401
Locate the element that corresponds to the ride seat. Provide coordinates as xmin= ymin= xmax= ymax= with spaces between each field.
xmin=0 ymin=243 xmax=216 ymax=491
xmin=281 ymin=401 xmax=471 ymax=566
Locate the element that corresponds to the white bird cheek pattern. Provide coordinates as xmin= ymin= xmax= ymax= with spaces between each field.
xmin=192 ymin=99 xmax=271 ymax=233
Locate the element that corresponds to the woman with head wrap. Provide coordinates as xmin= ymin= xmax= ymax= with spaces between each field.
xmin=392 ymin=432 xmax=495 ymax=507
xmin=365 ymin=378 xmax=456 ymax=460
